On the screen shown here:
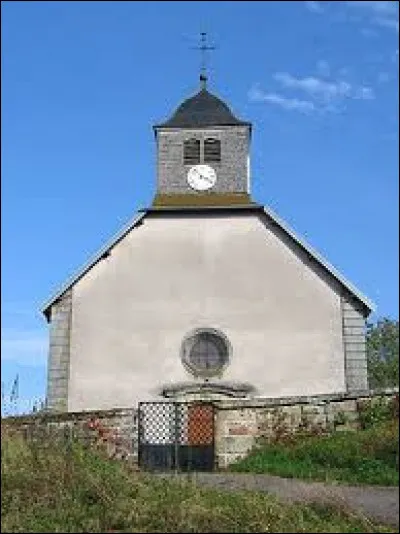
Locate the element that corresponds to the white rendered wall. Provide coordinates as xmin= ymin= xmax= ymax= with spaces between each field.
xmin=68 ymin=212 xmax=345 ymax=411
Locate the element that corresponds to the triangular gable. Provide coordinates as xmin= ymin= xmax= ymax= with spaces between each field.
xmin=261 ymin=205 xmax=375 ymax=315
xmin=40 ymin=212 xmax=147 ymax=320
xmin=40 ymin=205 xmax=375 ymax=320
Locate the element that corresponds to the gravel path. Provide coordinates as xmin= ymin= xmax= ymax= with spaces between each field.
xmin=155 ymin=472 xmax=399 ymax=528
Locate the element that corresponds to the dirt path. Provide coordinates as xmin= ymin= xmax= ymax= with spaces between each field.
xmin=155 ymin=472 xmax=399 ymax=528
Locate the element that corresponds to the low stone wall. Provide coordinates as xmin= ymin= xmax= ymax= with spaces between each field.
xmin=2 ymin=407 xmax=138 ymax=461
xmin=2 ymin=389 xmax=397 ymax=470
xmin=214 ymin=389 xmax=398 ymax=468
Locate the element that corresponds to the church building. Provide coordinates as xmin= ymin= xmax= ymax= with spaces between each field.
xmin=41 ymin=72 xmax=374 ymax=413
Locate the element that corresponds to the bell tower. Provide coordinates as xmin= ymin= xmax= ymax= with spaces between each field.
xmin=152 ymin=37 xmax=253 ymax=207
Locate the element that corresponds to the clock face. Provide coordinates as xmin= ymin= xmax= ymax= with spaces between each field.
xmin=187 ymin=164 xmax=217 ymax=191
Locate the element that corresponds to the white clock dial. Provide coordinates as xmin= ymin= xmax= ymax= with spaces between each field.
xmin=187 ymin=164 xmax=217 ymax=191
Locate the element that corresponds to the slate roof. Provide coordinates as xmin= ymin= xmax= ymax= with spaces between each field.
xmin=154 ymin=88 xmax=251 ymax=128
xmin=40 ymin=205 xmax=375 ymax=320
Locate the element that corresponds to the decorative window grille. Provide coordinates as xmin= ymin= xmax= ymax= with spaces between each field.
xmin=182 ymin=329 xmax=230 ymax=377
xmin=183 ymin=138 xmax=201 ymax=165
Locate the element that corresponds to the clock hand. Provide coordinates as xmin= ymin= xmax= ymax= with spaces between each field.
xmin=199 ymin=172 xmax=212 ymax=183
xmin=195 ymin=169 xmax=208 ymax=182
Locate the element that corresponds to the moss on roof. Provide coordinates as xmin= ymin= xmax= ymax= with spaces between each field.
xmin=152 ymin=192 xmax=254 ymax=207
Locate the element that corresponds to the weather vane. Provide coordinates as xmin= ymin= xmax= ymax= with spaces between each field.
xmin=192 ymin=32 xmax=216 ymax=89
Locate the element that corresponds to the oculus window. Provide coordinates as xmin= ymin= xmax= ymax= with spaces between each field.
xmin=181 ymin=328 xmax=230 ymax=378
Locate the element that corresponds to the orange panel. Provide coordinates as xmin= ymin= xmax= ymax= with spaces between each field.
xmin=187 ymin=404 xmax=213 ymax=445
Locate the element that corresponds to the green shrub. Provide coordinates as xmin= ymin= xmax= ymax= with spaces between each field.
xmin=333 ymin=410 xmax=348 ymax=427
xmin=357 ymin=396 xmax=397 ymax=429
xmin=366 ymin=318 xmax=399 ymax=389
xmin=230 ymin=420 xmax=399 ymax=486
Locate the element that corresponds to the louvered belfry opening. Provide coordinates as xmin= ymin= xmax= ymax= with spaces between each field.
xmin=183 ymin=138 xmax=201 ymax=165
xmin=204 ymin=138 xmax=221 ymax=163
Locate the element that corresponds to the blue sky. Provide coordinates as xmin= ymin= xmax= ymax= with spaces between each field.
xmin=1 ymin=1 xmax=398 ymax=413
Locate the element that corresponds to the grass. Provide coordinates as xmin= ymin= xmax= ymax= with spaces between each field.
xmin=229 ymin=420 xmax=399 ymax=486
xmin=1 ymin=428 xmax=395 ymax=533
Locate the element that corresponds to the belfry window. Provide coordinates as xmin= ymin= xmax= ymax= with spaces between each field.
xmin=183 ymin=138 xmax=201 ymax=165
xmin=204 ymin=138 xmax=221 ymax=163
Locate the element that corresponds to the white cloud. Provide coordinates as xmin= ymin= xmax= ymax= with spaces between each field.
xmin=305 ymin=1 xmax=324 ymax=13
xmin=274 ymin=72 xmax=353 ymax=102
xmin=273 ymin=72 xmax=374 ymax=104
xmin=346 ymin=1 xmax=398 ymax=16
xmin=1 ymin=329 xmax=47 ymax=366
xmin=248 ymin=86 xmax=315 ymax=113
xmin=375 ymin=16 xmax=399 ymax=32
xmin=346 ymin=1 xmax=399 ymax=32
xmin=249 ymin=67 xmax=376 ymax=115
xmin=354 ymin=86 xmax=375 ymax=99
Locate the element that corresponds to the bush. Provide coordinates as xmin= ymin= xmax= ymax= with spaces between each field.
xmin=357 ymin=395 xmax=398 ymax=429
xmin=230 ymin=420 xmax=399 ymax=486
xmin=367 ymin=318 xmax=399 ymax=389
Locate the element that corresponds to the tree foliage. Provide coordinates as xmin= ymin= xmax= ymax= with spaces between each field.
xmin=367 ymin=318 xmax=399 ymax=389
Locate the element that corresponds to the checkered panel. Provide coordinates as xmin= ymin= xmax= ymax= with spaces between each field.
xmin=139 ymin=402 xmax=175 ymax=445
xmin=139 ymin=402 xmax=214 ymax=446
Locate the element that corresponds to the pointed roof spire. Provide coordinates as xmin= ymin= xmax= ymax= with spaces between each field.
xmin=154 ymin=33 xmax=252 ymax=129
xmin=154 ymin=89 xmax=251 ymax=128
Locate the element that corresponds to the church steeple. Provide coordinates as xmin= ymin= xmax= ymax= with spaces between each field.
xmin=152 ymin=39 xmax=253 ymax=208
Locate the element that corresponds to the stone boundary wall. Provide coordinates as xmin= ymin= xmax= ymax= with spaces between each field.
xmin=213 ymin=389 xmax=398 ymax=468
xmin=2 ymin=407 xmax=138 ymax=462
xmin=2 ymin=389 xmax=397 ymax=470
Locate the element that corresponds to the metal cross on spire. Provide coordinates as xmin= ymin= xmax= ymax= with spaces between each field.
xmin=193 ymin=32 xmax=216 ymax=89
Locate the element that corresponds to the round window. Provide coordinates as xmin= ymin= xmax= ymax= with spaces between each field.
xmin=182 ymin=329 xmax=230 ymax=378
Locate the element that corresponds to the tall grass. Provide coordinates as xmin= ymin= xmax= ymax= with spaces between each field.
xmin=230 ymin=420 xmax=399 ymax=486
xmin=1 ymin=427 xmax=394 ymax=533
